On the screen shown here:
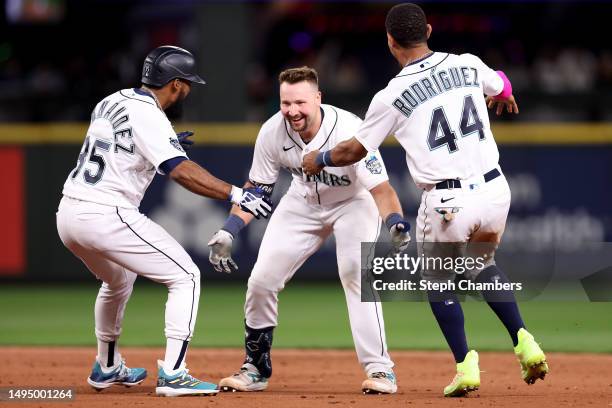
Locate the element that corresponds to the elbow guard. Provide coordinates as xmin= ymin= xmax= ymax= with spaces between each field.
xmin=248 ymin=180 xmax=275 ymax=198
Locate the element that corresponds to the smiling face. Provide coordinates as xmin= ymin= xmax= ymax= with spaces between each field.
xmin=280 ymin=80 xmax=321 ymax=135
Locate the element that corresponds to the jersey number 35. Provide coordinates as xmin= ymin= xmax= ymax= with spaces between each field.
xmin=71 ymin=136 xmax=112 ymax=185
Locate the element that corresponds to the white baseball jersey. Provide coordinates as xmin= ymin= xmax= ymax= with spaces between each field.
xmin=249 ymin=104 xmax=388 ymax=204
xmin=62 ymin=88 xmax=187 ymax=208
xmin=58 ymin=88 xmax=201 ymax=374
xmin=355 ymin=52 xmax=504 ymax=188
xmin=243 ymin=104 xmax=394 ymax=374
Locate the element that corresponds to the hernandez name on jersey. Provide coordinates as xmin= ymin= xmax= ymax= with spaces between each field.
xmin=63 ymin=88 xmax=186 ymax=208
xmin=249 ymin=104 xmax=388 ymax=205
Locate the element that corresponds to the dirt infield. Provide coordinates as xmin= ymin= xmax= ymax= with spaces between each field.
xmin=0 ymin=347 xmax=610 ymax=407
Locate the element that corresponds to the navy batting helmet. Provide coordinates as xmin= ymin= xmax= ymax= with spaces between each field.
xmin=141 ymin=45 xmax=206 ymax=88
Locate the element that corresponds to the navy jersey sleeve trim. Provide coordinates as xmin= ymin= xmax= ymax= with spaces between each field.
xmin=160 ymin=156 xmax=188 ymax=175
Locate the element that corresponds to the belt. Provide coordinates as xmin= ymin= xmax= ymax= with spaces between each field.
xmin=435 ymin=168 xmax=501 ymax=190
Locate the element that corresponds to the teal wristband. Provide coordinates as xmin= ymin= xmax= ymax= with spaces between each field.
xmin=222 ymin=214 xmax=246 ymax=237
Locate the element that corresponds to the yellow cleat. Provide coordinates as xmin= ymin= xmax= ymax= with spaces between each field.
xmin=443 ymin=350 xmax=480 ymax=397
xmin=514 ymin=328 xmax=549 ymax=385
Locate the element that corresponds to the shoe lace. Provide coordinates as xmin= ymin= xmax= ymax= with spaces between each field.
xmin=451 ymin=371 xmax=464 ymax=383
xmin=178 ymin=368 xmax=196 ymax=382
xmin=233 ymin=367 xmax=249 ymax=377
xmin=235 ymin=366 xmax=260 ymax=380
xmin=115 ymin=360 xmax=130 ymax=378
xmin=371 ymin=372 xmax=389 ymax=379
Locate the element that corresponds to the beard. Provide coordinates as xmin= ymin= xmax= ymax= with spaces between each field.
xmin=287 ymin=114 xmax=310 ymax=132
xmin=164 ymin=97 xmax=185 ymax=120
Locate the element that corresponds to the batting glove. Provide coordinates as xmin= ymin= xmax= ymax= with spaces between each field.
xmin=386 ymin=213 xmax=411 ymax=254
xmin=207 ymin=230 xmax=238 ymax=273
xmin=176 ymin=131 xmax=194 ymax=149
xmin=229 ymin=186 xmax=272 ymax=219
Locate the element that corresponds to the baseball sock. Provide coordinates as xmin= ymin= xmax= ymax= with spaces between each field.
xmin=244 ymin=324 xmax=274 ymax=378
xmin=477 ymin=265 xmax=525 ymax=346
xmin=97 ymin=339 xmax=120 ymax=369
xmin=428 ymin=291 xmax=469 ymax=363
xmin=164 ymin=338 xmax=189 ymax=374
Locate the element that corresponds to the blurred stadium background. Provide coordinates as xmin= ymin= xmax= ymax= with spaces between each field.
xmin=0 ymin=0 xmax=610 ymax=352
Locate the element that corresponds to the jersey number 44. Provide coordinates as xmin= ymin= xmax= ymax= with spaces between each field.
xmin=428 ymin=94 xmax=485 ymax=154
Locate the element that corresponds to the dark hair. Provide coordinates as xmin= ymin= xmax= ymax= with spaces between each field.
xmin=278 ymin=66 xmax=319 ymax=87
xmin=385 ymin=3 xmax=428 ymax=48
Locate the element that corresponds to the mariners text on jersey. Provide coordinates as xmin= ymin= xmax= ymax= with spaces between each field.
xmin=305 ymin=170 xmax=351 ymax=186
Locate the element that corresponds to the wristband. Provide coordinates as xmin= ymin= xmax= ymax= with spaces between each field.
xmin=385 ymin=213 xmax=403 ymax=230
xmin=221 ymin=214 xmax=246 ymax=237
xmin=228 ymin=185 xmax=242 ymax=204
xmin=495 ymin=70 xmax=513 ymax=100
xmin=315 ymin=152 xmax=325 ymax=167
xmin=316 ymin=150 xmax=336 ymax=167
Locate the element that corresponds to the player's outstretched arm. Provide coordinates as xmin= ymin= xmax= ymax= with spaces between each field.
xmin=169 ymin=159 xmax=233 ymax=199
xmin=302 ymin=137 xmax=367 ymax=175
xmin=369 ymin=181 xmax=411 ymax=254
xmin=169 ymin=160 xmax=272 ymax=218
xmin=208 ymin=181 xmax=267 ymax=273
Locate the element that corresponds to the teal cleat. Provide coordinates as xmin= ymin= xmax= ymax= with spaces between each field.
xmin=87 ymin=359 xmax=147 ymax=391
xmin=155 ymin=360 xmax=218 ymax=397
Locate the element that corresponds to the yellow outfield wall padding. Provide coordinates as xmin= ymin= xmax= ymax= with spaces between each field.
xmin=0 ymin=123 xmax=611 ymax=145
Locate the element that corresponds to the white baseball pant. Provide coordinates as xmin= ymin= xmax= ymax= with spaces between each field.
xmin=245 ymin=189 xmax=394 ymax=375
xmin=56 ymin=196 xmax=200 ymax=344
xmin=416 ymin=170 xmax=511 ymax=282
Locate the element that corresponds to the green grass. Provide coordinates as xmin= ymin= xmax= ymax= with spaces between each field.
xmin=0 ymin=283 xmax=610 ymax=352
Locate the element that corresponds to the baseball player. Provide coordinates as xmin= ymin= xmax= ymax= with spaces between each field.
xmin=302 ymin=3 xmax=548 ymax=397
xmin=207 ymin=67 xmax=411 ymax=394
xmin=56 ymin=45 xmax=272 ymax=397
